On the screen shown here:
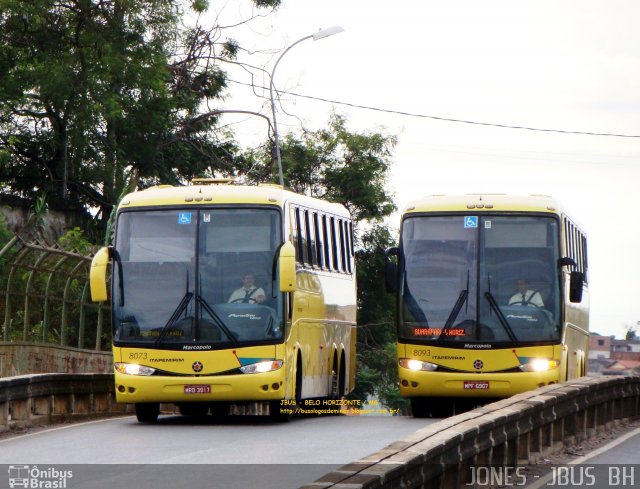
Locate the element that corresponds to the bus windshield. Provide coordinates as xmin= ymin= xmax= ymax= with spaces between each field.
xmin=112 ymin=208 xmax=283 ymax=347
xmin=399 ymin=215 xmax=561 ymax=345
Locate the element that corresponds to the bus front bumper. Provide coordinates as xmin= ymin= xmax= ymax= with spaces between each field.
xmin=398 ymin=368 xmax=560 ymax=398
xmin=114 ymin=369 xmax=286 ymax=404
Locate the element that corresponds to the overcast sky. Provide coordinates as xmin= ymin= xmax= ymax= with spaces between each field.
xmin=210 ymin=0 xmax=640 ymax=339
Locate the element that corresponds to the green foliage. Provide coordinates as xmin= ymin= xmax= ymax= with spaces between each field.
xmin=350 ymin=343 xmax=409 ymax=414
xmin=625 ymin=324 xmax=637 ymax=341
xmin=0 ymin=0 xmax=275 ymax=233
xmin=241 ymin=113 xmax=397 ymax=223
xmin=58 ymin=227 xmax=93 ymax=255
xmin=0 ymin=213 xmax=13 ymax=248
xmin=0 ymin=213 xmax=17 ymax=275
xmin=350 ymin=223 xmax=406 ymax=411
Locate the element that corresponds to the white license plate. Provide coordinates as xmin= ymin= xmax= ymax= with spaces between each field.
xmin=184 ymin=385 xmax=211 ymax=394
xmin=463 ymin=381 xmax=489 ymax=390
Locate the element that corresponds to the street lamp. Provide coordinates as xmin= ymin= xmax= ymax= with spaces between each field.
xmin=269 ymin=26 xmax=345 ymax=186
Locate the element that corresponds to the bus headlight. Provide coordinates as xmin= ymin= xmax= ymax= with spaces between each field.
xmin=519 ymin=359 xmax=559 ymax=372
xmin=239 ymin=360 xmax=284 ymax=374
xmin=115 ymin=363 xmax=156 ymax=376
xmin=399 ymin=358 xmax=438 ymax=371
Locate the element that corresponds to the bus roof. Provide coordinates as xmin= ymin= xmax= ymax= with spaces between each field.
xmin=403 ymin=194 xmax=564 ymax=215
xmin=118 ymin=182 xmax=349 ymax=216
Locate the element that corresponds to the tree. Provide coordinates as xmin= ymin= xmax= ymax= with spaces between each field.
xmin=625 ymin=324 xmax=638 ymax=341
xmin=0 ymin=0 xmax=279 ymax=235
xmin=352 ymin=224 xmax=409 ymax=413
xmin=240 ymin=113 xmax=397 ymax=222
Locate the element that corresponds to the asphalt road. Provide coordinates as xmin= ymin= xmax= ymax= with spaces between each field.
xmin=0 ymin=414 xmax=434 ymax=489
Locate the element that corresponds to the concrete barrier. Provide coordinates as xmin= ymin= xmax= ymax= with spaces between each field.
xmin=0 ymin=373 xmax=125 ymax=432
xmin=0 ymin=342 xmax=113 ymax=377
xmin=302 ymin=376 xmax=640 ymax=489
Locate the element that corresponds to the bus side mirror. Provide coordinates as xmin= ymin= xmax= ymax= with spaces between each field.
xmin=90 ymin=246 xmax=111 ymax=302
xmin=279 ymin=241 xmax=297 ymax=292
xmin=569 ymin=271 xmax=584 ymax=303
xmin=558 ymin=257 xmax=576 ymax=268
xmin=384 ymin=247 xmax=399 ymax=293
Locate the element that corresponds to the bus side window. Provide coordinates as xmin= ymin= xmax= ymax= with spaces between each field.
xmin=304 ymin=209 xmax=314 ymax=267
xmin=313 ymin=212 xmax=324 ymax=268
xmin=339 ymin=219 xmax=347 ymax=273
xmin=294 ymin=207 xmax=303 ymax=264
xmin=330 ymin=217 xmax=340 ymax=271
xmin=322 ymin=215 xmax=332 ymax=270
xmin=344 ymin=220 xmax=353 ymax=273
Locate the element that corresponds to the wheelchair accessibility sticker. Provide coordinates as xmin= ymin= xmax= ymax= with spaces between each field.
xmin=464 ymin=216 xmax=478 ymax=228
xmin=178 ymin=212 xmax=192 ymax=225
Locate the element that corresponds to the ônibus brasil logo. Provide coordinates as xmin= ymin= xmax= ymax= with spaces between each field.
xmin=8 ymin=465 xmax=73 ymax=488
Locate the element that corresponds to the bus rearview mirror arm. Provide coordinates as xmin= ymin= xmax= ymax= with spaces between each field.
xmin=384 ymin=247 xmax=399 ymax=293
xmin=558 ymin=257 xmax=576 ymax=268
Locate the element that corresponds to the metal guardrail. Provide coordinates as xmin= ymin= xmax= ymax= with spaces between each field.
xmin=0 ymin=236 xmax=110 ymax=351
xmin=0 ymin=373 xmax=124 ymax=432
xmin=302 ymin=376 xmax=640 ymax=489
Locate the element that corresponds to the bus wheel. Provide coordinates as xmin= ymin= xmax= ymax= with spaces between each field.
xmin=135 ymin=402 xmax=160 ymax=423
xmin=410 ymin=398 xmax=430 ymax=418
xmin=339 ymin=352 xmax=346 ymax=398
xmin=329 ymin=355 xmax=339 ymax=399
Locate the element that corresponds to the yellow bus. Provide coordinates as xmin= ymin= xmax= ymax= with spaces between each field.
xmin=385 ymin=194 xmax=589 ymax=417
xmin=90 ymin=179 xmax=356 ymax=422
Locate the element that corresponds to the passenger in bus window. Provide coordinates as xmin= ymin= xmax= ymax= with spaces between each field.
xmin=228 ymin=273 xmax=266 ymax=304
xmin=508 ymin=279 xmax=544 ymax=307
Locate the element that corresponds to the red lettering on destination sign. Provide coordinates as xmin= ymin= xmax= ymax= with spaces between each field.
xmin=413 ymin=328 xmax=466 ymax=337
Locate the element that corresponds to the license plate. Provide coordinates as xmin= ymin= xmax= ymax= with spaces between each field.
xmin=184 ymin=385 xmax=211 ymax=394
xmin=463 ymin=381 xmax=489 ymax=390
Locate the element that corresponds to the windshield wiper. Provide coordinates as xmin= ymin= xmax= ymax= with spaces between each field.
xmin=197 ymin=295 xmax=239 ymax=345
xmin=438 ymin=289 xmax=468 ymax=341
xmin=155 ymin=292 xmax=194 ymax=344
xmin=484 ymin=291 xmax=519 ymax=345
xmin=438 ymin=271 xmax=470 ymax=341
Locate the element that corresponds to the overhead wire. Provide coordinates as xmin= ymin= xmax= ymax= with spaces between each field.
xmin=227 ymin=78 xmax=640 ymax=139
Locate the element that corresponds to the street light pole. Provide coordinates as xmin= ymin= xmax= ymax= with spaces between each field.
xmin=269 ymin=26 xmax=345 ymax=187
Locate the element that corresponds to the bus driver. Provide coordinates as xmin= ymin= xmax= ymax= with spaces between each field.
xmin=508 ymin=278 xmax=544 ymax=308
xmin=228 ymin=273 xmax=266 ymax=304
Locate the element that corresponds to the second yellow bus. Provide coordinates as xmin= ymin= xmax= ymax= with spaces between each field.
xmin=385 ymin=194 xmax=589 ymax=417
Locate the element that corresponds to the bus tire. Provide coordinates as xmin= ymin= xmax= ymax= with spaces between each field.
xmin=339 ymin=351 xmax=346 ymax=397
xmin=135 ymin=402 xmax=160 ymax=423
xmin=329 ymin=353 xmax=339 ymax=399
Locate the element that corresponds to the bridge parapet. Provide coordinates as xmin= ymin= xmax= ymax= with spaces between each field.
xmin=302 ymin=376 xmax=640 ymax=489
xmin=0 ymin=373 xmax=125 ymax=432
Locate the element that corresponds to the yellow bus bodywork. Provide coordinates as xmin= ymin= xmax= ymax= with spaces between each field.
xmin=396 ymin=194 xmax=589 ymax=403
xmin=398 ymin=343 xmax=563 ymax=398
xmin=96 ymin=182 xmax=357 ymax=409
